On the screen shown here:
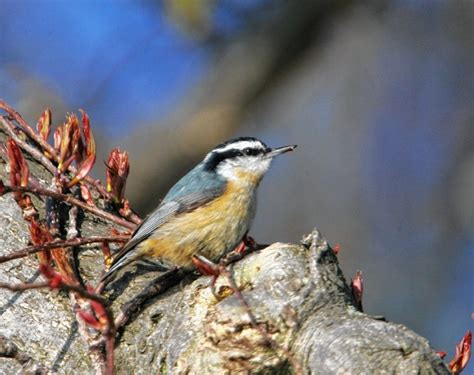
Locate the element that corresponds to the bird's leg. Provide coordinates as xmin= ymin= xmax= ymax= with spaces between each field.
xmin=191 ymin=233 xmax=257 ymax=277
xmin=192 ymin=233 xmax=260 ymax=298
xmin=192 ymin=254 xmax=220 ymax=276
xmin=192 ymin=254 xmax=222 ymax=297
xmin=242 ymin=233 xmax=258 ymax=252
xmin=233 ymin=240 xmax=247 ymax=254
xmin=220 ymin=233 xmax=260 ymax=266
xmin=233 ymin=232 xmax=258 ymax=254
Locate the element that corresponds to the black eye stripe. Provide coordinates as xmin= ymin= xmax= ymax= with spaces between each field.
xmin=204 ymin=147 xmax=265 ymax=171
xmin=244 ymin=147 xmax=262 ymax=156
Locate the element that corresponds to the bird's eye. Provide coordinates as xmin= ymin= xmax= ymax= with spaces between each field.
xmin=243 ymin=148 xmax=252 ymax=155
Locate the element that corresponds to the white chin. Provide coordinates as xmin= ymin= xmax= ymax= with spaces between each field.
xmin=217 ymin=158 xmax=272 ymax=181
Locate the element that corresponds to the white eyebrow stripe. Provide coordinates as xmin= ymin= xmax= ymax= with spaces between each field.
xmin=214 ymin=140 xmax=264 ymax=153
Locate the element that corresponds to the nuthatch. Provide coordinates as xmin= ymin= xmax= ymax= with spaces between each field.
xmin=101 ymin=137 xmax=296 ymax=283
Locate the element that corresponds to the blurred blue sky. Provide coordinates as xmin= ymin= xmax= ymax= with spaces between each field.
xmin=1 ymin=1 xmax=208 ymax=136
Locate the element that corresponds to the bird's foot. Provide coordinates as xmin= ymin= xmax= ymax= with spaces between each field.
xmin=192 ymin=254 xmax=220 ymax=276
xmin=192 ymin=234 xmax=264 ymax=299
xmin=192 ymin=254 xmax=226 ymax=298
xmin=242 ymin=233 xmax=258 ymax=251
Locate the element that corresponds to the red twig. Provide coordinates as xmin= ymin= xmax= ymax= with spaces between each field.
xmin=58 ymin=285 xmax=115 ymax=375
xmin=0 ymin=116 xmax=58 ymax=175
xmin=0 ymin=236 xmax=128 ymax=264
xmin=122 ymin=211 xmax=142 ymax=225
xmin=0 ymin=100 xmax=56 ymax=156
xmin=104 ymin=335 xmax=115 ymax=375
xmin=0 ymin=101 xmax=109 ymax=198
xmin=1 ymin=184 xmax=136 ymax=230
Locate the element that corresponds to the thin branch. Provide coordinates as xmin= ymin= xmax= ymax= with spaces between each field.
xmin=60 ymin=284 xmax=115 ymax=375
xmin=0 ymin=100 xmax=57 ymax=157
xmin=0 ymin=281 xmax=49 ymax=291
xmin=66 ymin=284 xmax=114 ymax=328
xmin=1 ymin=184 xmax=137 ymax=230
xmin=0 ymin=116 xmax=58 ymax=175
xmin=0 ymin=236 xmax=128 ymax=264
xmin=121 ymin=211 xmax=142 ymax=225
xmin=70 ymin=169 xmax=110 ymax=201
xmin=0 ymin=101 xmax=109 ymax=198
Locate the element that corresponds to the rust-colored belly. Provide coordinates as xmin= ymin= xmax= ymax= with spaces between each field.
xmin=137 ymin=181 xmax=256 ymax=267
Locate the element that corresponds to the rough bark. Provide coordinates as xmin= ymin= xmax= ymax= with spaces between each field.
xmin=0 ymin=129 xmax=450 ymax=374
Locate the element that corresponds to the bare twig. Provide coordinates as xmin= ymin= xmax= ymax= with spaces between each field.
xmin=1 ymin=184 xmax=137 ymax=230
xmin=0 ymin=100 xmax=56 ymax=156
xmin=0 ymin=235 xmax=128 ymax=264
xmin=66 ymin=284 xmax=114 ymax=331
xmin=0 ymin=280 xmax=108 ymax=311
xmin=0 ymin=116 xmax=58 ymax=175
xmin=0 ymin=281 xmax=49 ymax=291
xmin=0 ymin=101 xmax=109 ymax=199
xmin=121 ymin=211 xmax=142 ymax=225
xmin=67 ymin=196 xmax=80 ymax=241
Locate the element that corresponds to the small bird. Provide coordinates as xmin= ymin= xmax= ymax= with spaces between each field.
xmin=101 ymin=137 xmax=296 ymax=283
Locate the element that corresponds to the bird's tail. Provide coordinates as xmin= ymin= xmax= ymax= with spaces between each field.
xmin=99 ymin=250 xmax=139 ymax=285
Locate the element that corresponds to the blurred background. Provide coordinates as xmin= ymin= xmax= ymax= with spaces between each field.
xmin=1 ymin=0 xmax=472 ymax=369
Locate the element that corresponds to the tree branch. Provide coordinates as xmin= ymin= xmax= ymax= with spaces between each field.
xmin=1 ymin=184 xmax=136 ymax=230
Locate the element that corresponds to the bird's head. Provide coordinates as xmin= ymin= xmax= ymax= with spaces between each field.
xmin=203 ymin=137 xmax=296 ymax=183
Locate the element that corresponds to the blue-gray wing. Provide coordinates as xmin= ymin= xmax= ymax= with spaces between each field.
xmin=114 ymin=184 xmax=225 ymax=258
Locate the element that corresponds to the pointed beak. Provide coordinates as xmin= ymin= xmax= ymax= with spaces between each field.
xmin=265 ymin=144 xmax=297 ymax=158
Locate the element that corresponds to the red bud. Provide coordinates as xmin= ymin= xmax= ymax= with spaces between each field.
xmin=449 ymin=331 xmax=472 ymax=374
xmin=106 ymin=148 xmax=129 ymax=203
xmin=48 ymin=273 xmax=63 ymax=288
xmin=118 ymin=198 xmax=132 ymax=217
xmin=80 ymin=185 xmax=95 ymax=206
xmin=68 ymin=153 xmax=95 ymax=187
xmin=57 ymin=114 xmax=80 ymax=172
xmin=101 ymin=242 xmax=111 ymax=263
xmin=36 ymin=108 xmax=52 ymax=142
xmin=351 ymin=270 xmax=363 ymax=311
xmin=53 ymin=127 xmax=62 ymax=152
xmin=80 ymin=109 xmax=95 ymax=159
xmin=77 ymin=310 xmax=101 ymax=329
xmin=6 ymin=139 xmax=29 ymax=189
xmin=39 ymin=263 xmax=56 ymax=279
xmin=29 ymin=219 xmax=53 ymax=245
xmin=90 ymin=299 xmax=107 ymax=324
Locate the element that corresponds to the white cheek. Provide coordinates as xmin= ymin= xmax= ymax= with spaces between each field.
xmin=217 ymin=157 xmax=272 ymax=181
xmin=217 ymin=162 xmax=239 ymax=180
